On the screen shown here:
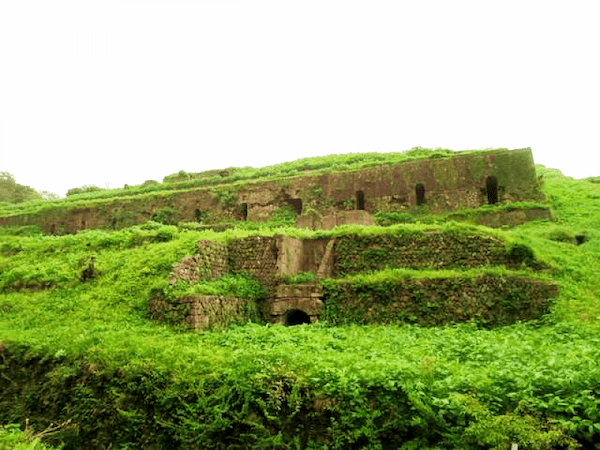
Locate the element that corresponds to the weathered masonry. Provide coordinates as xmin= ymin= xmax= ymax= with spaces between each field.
xmin=156 ymin=230 xmax=558 ymax=329
xmin=0 ymin=148 xmax=548 ymax=233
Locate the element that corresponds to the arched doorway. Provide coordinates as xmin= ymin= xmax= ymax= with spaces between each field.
xmin=415 ymin=183 xmax=425 ymax=206
xmin=239 ymin=203 xmax=248 ymax=221
xmin=486 ymin=176 xmax=498 ymax=204
xmin=284 ymin=198 xmax=303 ymax=215
xmin=285 ymin=309 xmax=311 ymax=326
xmin=195 ymin=209 xmax=209 ymax=223
xmin=356 ymin=190 xmax=365 ymax=210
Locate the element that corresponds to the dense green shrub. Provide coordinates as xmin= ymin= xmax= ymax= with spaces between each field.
xmin=373 ymin=211 xmax=416 ymax=225
xmin=546 ymin=227 xmax=575 ymax=243
xmin=151 ymin=206 xmax=179 ymax=225
xmin=505 ymin=242 xmax=536 ymax=267
xmin=65 ymin=185 xmax=102 ymax=197
xmin=270 ymin=204 xmax=298 ymax=227
xmin=282 ymin=271 xmax=316 ymax=285
xmin=0 ymin=424 xmax=62 ymax=450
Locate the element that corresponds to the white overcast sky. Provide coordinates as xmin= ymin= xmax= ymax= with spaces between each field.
xmin=1 ymin=1 xmax=599 ymax=197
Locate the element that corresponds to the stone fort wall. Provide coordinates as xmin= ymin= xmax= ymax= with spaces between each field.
xmin=0 ymin=148 xmax=545 ymax=234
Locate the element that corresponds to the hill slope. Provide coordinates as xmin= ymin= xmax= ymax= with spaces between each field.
xmin=1 ymin=163 xmax=599 ymax=449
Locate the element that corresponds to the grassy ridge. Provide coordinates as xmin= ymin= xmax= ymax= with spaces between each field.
xmin=0 ymin=163 xmax=599 ymax=448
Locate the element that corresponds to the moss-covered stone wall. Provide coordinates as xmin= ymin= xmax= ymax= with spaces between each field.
xmin=0 ymin=148 xmax=545 ymax=233
xmin=180 ymin=295 xmax=246 ymax=330
xmin=333 ymin=232 xmax=511 ymax=276
xmin=321 ymin=275 xmax=558 ymax=327
xmin=169 ymin=240 xmax=229 ymax=284
xmin=292 ymin=148 xmax=543 ymax=216
xmin=168 ymin=229 xmax=540 ymax=291
xmin=227 ymin=237 xmax=279 ymax=284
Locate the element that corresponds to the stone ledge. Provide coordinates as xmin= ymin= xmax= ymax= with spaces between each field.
xmin=270 ymin=297 xmax=324 ymax=316
xmin=275 ymin=284 xmax=323 ymax=298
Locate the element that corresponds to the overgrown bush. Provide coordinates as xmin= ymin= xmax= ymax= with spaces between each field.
xmin=270 ymin=204 xmax=298 ymax=227
xmin=65 ymin=185 xmax=102 ymax=197
xmin=0 ymin=422 xmax=65 ymax=449
xmin=547 ymin=227 xmax=575 ymax=243
xmin=505 ymin=242 xmax=536 ymax=267
xmin=282 ymin=271 xmax=316 ymax=285
xmin=374 ymin=211 xmax=416 ymax=225
xmin=151 ymin=206 xmax=179 ymax=225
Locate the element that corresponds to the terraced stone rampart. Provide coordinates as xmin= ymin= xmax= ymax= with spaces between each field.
xmin=0 ymin=148 xmax=546 ymax=233
xmin=163 ymin=228 xmax=556 ymax=329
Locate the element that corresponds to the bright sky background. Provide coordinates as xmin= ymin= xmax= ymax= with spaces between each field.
xmin=1 ymin=1 xmax=599 ymax=197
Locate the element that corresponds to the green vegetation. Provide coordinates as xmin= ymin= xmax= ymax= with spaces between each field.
xmin=374 ymin=201 xmax=550 ymax=227
xmin=0 ymin=172 xmax=58 ymax=204
xmin=0 ymin=423 xmax=63 ymax=449
xmin=321 ymin=268 xmax=556 ymax=327
xmin=65 ymin=185 xmax=103 ymax=197
xmin=1 ymin=159 xmax=600 ymax=448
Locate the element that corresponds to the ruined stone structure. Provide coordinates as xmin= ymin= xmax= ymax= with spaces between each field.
xmin=160 ymin=229 xmax=557 ymax=329
xmin=271 ymin=284 xmax=324 ymax=325
xmin=0 ymin=148 xmax=549 ymax=233
xmin=180 ymin=296 xmax=246 ymax=330
xmin=1 ymin=147 xmax=555 ymax=328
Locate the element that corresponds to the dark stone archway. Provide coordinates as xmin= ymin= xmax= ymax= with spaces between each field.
xmin=486 ymin=176 xmax=499 ymax=204
xmin=284 ymin=198 xmax=303 ymax=215
xmin=415 ymin=183 xmax=425 ymax=206
xmin=356 ymin=190 xmax=365 ymax=210
xmin=285 ymin=309 xmax=311 ymax=326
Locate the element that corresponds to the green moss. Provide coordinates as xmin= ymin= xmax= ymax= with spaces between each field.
xmin=320 ymin=271 xmax=556 ymax=327
xmin=468 ymin=156 xmax=487 ymax=181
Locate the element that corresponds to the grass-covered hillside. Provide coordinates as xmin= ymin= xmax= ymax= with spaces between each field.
xmin=1 ymin=162 xmax=600 ymax=449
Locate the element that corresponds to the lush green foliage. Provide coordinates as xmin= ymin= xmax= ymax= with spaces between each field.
xmin=1 ymin=162 xmax=600 ymax=448
xmin=0 ymin=172 xmax=58 ymax=204
xmin=282 ymin=271 xmax=317 ymax=285
xmin=151 ymin=206 xmax=180 ymax=225
xmin=65 ymin=184 xmax=103 ymax=197
xmin=0 ymin=424 xmax=61 ymax=449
